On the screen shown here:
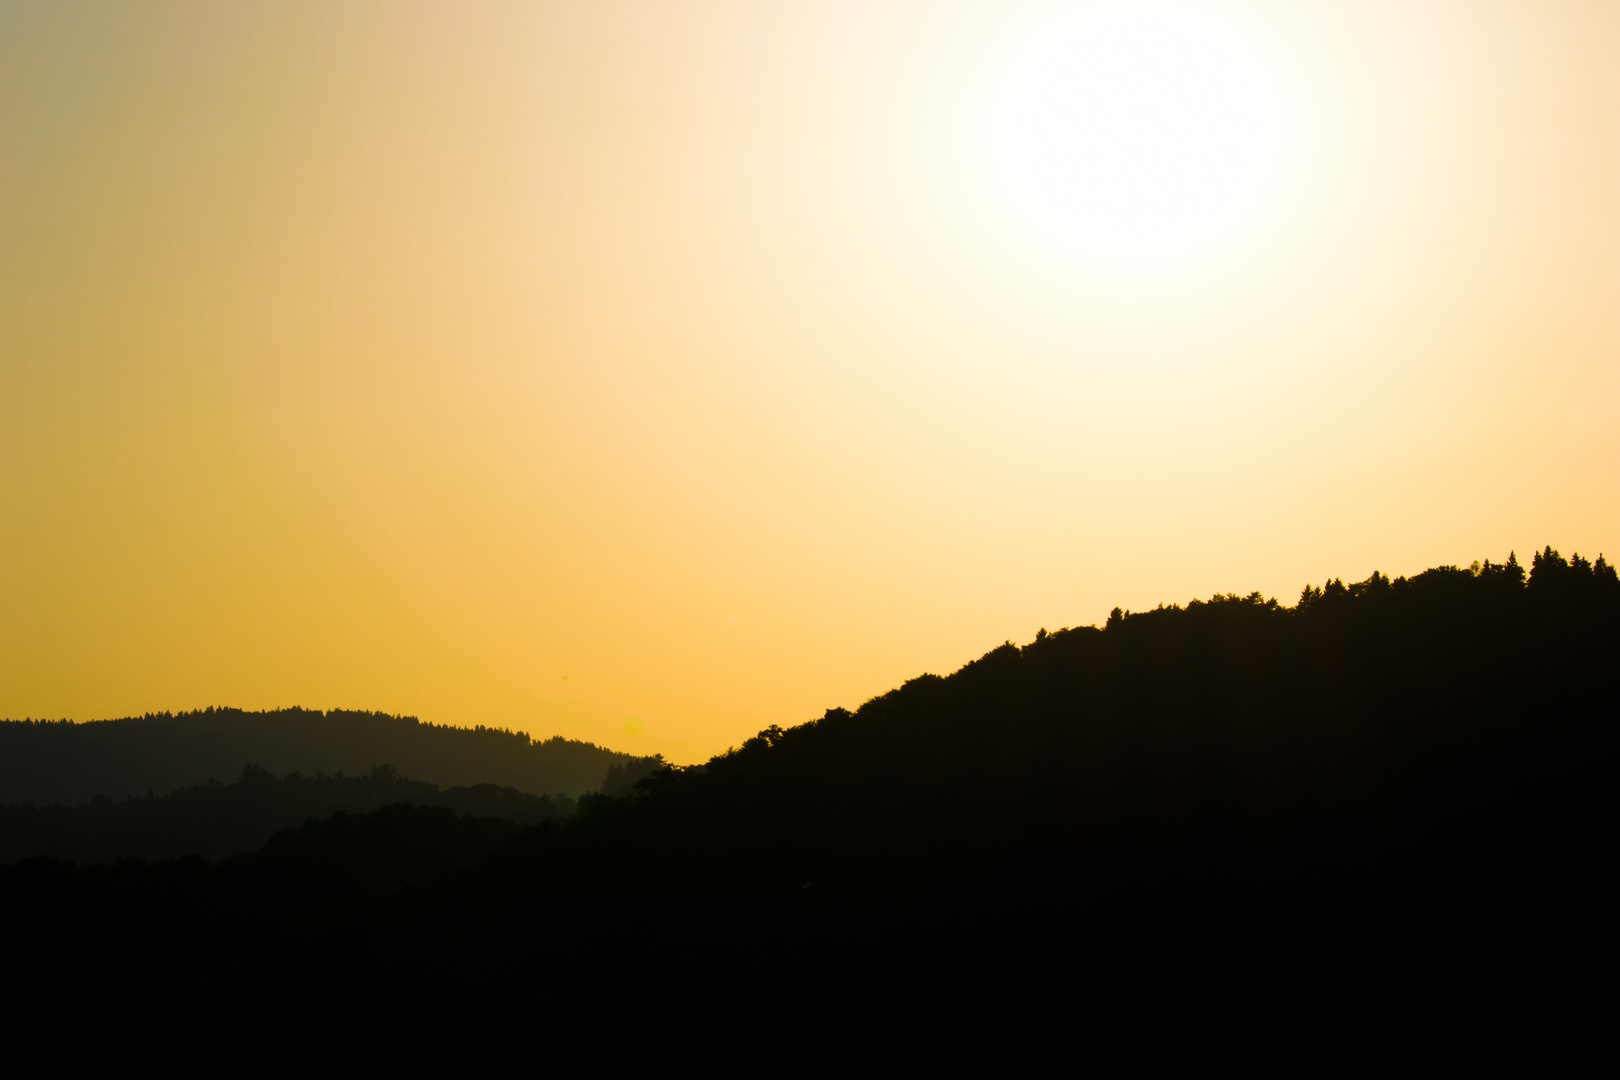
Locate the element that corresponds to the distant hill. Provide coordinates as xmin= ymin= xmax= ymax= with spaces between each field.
xmin=0 ymin=708 xmax=650 ymax=803
xmin=0 ymin=763 xmax=576 ymax=864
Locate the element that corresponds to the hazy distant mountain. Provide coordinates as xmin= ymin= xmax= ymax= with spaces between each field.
xmin=0 ymin=763 xmax=576 ymax=864
xmin=0 ymin=708 xmax=648 ymax=804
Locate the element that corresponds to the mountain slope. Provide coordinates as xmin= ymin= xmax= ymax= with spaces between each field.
xmin=345 ymin=547 xmax=1617 ymax=1001
xmin=0 ymin=764 xmax=575 ymax=863
xmin=3 ymin=547 xmax=1614 ymax=1038
xmin=0 ymin=708 xmax=646 ymax=802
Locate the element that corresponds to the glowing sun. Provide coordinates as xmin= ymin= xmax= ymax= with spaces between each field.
xmin=985 ymin=2 xmax=1289 ymax=265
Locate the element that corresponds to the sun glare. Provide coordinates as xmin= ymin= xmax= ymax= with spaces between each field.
xmin=985 ymin=2 xmax=1289 ymax=265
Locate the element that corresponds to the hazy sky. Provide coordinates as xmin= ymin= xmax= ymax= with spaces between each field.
xmin=3 ymin=0 xmax=1616 ymax=762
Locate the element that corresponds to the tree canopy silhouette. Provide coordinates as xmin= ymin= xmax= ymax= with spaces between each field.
xmin=2 ymin=547 xmax=1612 ymax=1045
xmin=0 ymin=763 xmax=576 ymax=863
xmin=0 ymin=707 xmax=647 ymax=803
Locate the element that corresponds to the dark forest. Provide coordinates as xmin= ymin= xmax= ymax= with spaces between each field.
xmin=0 ymin=707 xmax=637 ymax=803
xmin=2 ymin=547 xmax=1613 ymax=1046
xmin=0 ymin=764 xmax=580 ymax=863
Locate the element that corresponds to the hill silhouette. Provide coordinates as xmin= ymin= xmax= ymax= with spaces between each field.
xmin=0 ymin=707 xmax=646 ymax=803
xmin=0 ymin=763 xmax=577 ymax=863
xmin=2 ymin=547 xmax=1613 ymax=1044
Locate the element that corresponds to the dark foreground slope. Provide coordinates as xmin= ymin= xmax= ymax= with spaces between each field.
xmin=0 ymin=708 xmax=644 ymax=802
xmin=3 ymin=548 xmax=1614 ymax=1041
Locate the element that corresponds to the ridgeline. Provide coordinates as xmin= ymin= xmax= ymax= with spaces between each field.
xmin=3 ymin=547 xmax=1614 ymax=1043
xmin=0 ymin=707 xmax=641 ymax=803
xmin=0 ymin=765 xmax=579 ymax=864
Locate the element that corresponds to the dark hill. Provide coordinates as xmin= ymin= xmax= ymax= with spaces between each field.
xmin=0 ymin=763 xmax=576 ymax=864
xmin=392 ymin=548 xmax=1614 ymax=969
xmin=3 ymin=547 xmax=1614 ymax=1043
xmin=0 ymin=707 xmax=648 ymax=803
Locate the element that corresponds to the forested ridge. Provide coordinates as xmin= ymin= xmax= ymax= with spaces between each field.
xmin=3 ymin=547 xmax=1613 ymax=1042
xmin=0 ymin=764 xmax=578 ymax=863
xmin=0 ymin=707 xmax=638 ymax=803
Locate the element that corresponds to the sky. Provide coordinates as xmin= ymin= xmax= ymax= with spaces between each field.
xmin=2 ymin=0 xmax=1616 ymax=763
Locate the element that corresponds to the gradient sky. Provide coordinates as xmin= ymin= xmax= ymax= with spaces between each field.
xmin=3 ymin=0 xmax=1616 ymax=763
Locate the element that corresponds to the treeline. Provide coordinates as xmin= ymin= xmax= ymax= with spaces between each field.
xmin=0 ymin=764 xmax=576 ymax=863
xmin=0 ymin=707 xmax=649 ymax=803
xmin=384 ymin=547 xmax=1613 ymax=1000
xmin=2 ymin=547 xmax=1613 ymax=1043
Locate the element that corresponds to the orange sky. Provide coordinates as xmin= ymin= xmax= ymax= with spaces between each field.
xmin=3 ymin=1 xmax=1616 ymax=763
